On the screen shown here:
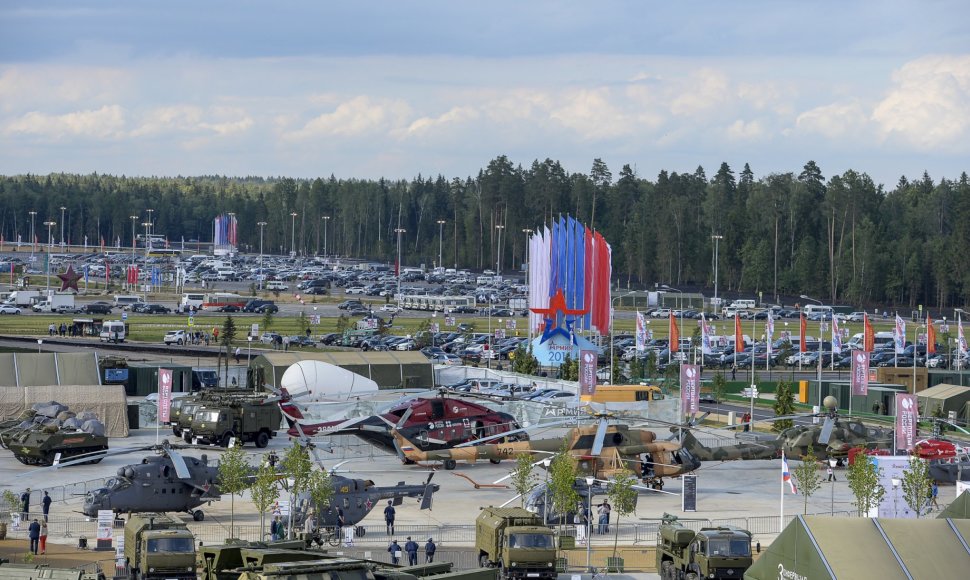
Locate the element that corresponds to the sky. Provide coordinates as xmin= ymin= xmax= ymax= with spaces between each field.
xmin=1 ymin=1 xmax=968 ymax=187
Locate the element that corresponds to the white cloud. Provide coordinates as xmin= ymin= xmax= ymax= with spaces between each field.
xmin=404 ymin=106 xmax=480 ymax=137
xmin=548 ymin=89 xmax=632 ymax=140
xmin=5 ymin=105 xmax=126 ymax=139
xmin=726 ymin=119 xmax=765 ymax=140
xmin=795 ymin=101 xmax=869 ymax=139
xmin=284 ymin=96 xmax=412 ymax=140
xmin=131 ymin=105 xmax=253 ymax=138
xmin=668 ymin=68 xmax=730 ymax=117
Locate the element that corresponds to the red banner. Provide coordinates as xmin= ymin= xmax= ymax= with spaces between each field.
xmin=800 ymin=313 xmax=807 ymax=352
xmin=927 ymin=317 xmax=936 ymax=354
xmin=579 ymin=349 xmax=597 ymax=395
xmin=680 ymin=364 xmax=700 ymax=415
xmin=851 ymin=351 xmax=869 ymax=396
xmin=158 ymin=369 xmax=173 ymax=423
xmin=894 ymin=393 xmax=919 ymax=451
xmin=735 ymin=314 xmax=744 ymax=353
xmin=669 ymin=312 xmax=680 ymax=353
xmin=863 ymin=314 xmax=874 ymax=352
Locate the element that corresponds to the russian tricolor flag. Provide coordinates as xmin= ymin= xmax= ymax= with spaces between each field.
xmin=782 ymin=451 xmax=797 ymax=494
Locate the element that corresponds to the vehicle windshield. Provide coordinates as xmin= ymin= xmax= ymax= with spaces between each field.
xmin=707 ymin=538 xmax=751 ymax=557
xmin=198 ymin=411 xmax=220 ymax=422
xmin=171 ymin=399 xmax=183 ymax=412
xmin=146 ymin=537 xmax=194 ymax=553
xmin=105 ymin=477 xmax=130 ymax=490
xmin=508 ymin=533 xmax=553 ymax=548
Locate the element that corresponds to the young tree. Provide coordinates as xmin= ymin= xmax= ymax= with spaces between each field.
xmin=791 ymin=449 xmax=823 ymax=514
xmin=250 ymin=456 xmax=281 ymax=538
xmin=645 ymin=351 xmax=657 ymax=379
xmin=900 ymin=457 xmax=931 ymax=517
xmin=279 ymin=444 xmax=315 ymax=539
xmin=335 ymin=313 xmax=349 ymax=334
xmin=221 ymin=316 xmax=237 ymax=387
xmin=510 ymin=454 xmax=538 ymax=507
xmin=307 ymin=469 xmax=335 ymax=513
xmin=548 ymin=444 xmax=581 ymax=532
xmin=218 ymin=441 xmax=251 ymax=536
xmin=607 ymin=470 xmax=638 ymax=561
xmin=772 ymin=380 xmax=796 ymax=433
xmin=846 ymin=448 xmax=886 ymax=517
xmin=710 ymin=371 xmax=726 ymax=404
xmin=297 ymin=311 xmax=310 ymax=338
xmin=262 ymin=308 xmax=275 ymax=332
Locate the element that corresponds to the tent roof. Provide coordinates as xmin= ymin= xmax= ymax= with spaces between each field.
xmin=939 ymin=491 xmax=970 ymax=519
xmin=919 ymin=383 xmax=970 ymax=400
xmin=0 ymin=353 xmax=101 ymax=387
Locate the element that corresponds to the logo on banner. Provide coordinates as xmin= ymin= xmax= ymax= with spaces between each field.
xmin=158 ymin=369 xmax=173 ymax=423
xmin=680 ymin=364 xmax=700 ymax=415
xmin=895 ymin=393 xmax=919 ymax=451
xmin=850 ymin=352 xmax=869 ymax=396
xmin=579 ymin=349 xmax=597 ymax=395
xmin=635 ymin=312 xmax=647 ymax=352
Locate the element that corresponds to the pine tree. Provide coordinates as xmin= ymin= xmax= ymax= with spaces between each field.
xmin=772 ymin=380 xmax=796 ymax=432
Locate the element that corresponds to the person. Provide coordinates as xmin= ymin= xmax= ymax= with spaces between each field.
xmin=404 ymin=536 xmax=419 ymax=566
xmin=929 ymin=481 xmax=940 ymax=511
xmin=234 ymin=347 xmax=241 ymax=364
xmin=388 ymin=540 xmax=401 ymax=565
xmin=283 ymin=336 xmax=290 ymax=351
xmin=230 ymin=376 xmax=238 ymax=387
xmin=42 ymin=491 xmax=51 ymax=521
xmin=731 ymin=364 xmax=737 ymax=380
xmin=271 ymin=515 xmax=283 ymax=540
xmin=303 ymin=508 xmax=316 ymax=539
xmin=336 ymin=506 xmax=346 ymax=535
xmin=21 ymin=488 xmax=30 ymax=519
xmin=28 ymin=519 xmax=40 ymax=554
xmin=384 ymin=500 xmax=396 ymax=535
xmin=742 ymin=413 xmax=751 ymax=432
xmin=305 ymin=327 xmax=311 ymax=338
xmin=425 ymin=538 xmax=436 ymax=563
xmin=39 ymin=519 xmax=48 ymax=554
xmin=826 ymin=463 xmax=836 ymax=482
xmin=574 ymin=507 xmax=587 ymax=544
xmin=597 ymin=501 xmax=610 ymax=534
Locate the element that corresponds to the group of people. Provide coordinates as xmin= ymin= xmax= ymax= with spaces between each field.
xmin=47 ymin=322 xmax=81 ymax=337
xmin=21 ymin=488 xmax=53 ymax=555
xmin=387 ymin=537 xmax=436 ymax=565
xmin=573 ymin=500 xmax=612 ymax=538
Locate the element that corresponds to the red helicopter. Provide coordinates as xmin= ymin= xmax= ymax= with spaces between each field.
xmin=280 ymin=392 xmax=528 ymax=463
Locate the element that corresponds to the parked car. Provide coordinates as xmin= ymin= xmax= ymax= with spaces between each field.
xmin=0 ymin=305 xmax=22 ymax=314
xmin=845 ymin=312 xmax=867 ymax=322
xmin=429 ymin=353 xmax=462 ymax=365
xmin=83 ymin=302 xmax=113 ymax=314
xmin=216 ymin=304 xmax=240 ymax=312
xmin=451 ymin=305 xmax=478 ymax=314
xmin=164 ymin=329 xmax=187 ymax=345
xmin=260 ymin=332 xmax=282 ymax=344
xmin=255 ymin=303 xmax=279 ymax=314
xmin=337 ymin=300 xmax=363 ymax=310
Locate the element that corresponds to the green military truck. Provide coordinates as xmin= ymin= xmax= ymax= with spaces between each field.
xmin=475 ymin=507 xmax=557 ymax=580
xmin=124 ymin=513 xmax=196 ymax=579
xmin=656 ymin=513 xmax=753 ymax=580
xmin=186 ymin=394 xmax=282 ymax=447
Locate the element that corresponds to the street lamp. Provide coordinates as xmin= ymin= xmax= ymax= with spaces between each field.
xmin=28 ymin=211 xmax=36 ymax=259
xmin=585 ymin=476 xmax=595 ymax=572
xmin=130 ymin=216 xmax=138 ymax=265
xmin=290 ymin=212 xmax=298 ymax=257
xmin=495 ymin=225 xmax=505 ymax=275
xmin=146 ymin=209 xmax=154 ymax=250
xmin=257 ymin=221 xmax=267 ymax=290
xmin=322 ymin=216 xmax=331 ymax=258
xmin=436 ymin=220 xmax=446 ymax=269
xmin=801 ymin=294 xmax=824 ymax=404
xmin=609 ymin=290 xmax=636 ymax=384
xmin=711 ymin=234 xmax=723 ymax=311
xmin=394 ymin=228 xmax=406 ymax=306
xmin=59 ymin=206 xmax=66 ymax=248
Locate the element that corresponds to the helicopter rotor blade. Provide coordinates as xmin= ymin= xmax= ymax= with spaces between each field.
xmin=590 ymin=418 xmax=609 ymax=456
xmin=818 ymin=416 xmax=835 ymax=445
xmin=165 ymin=446 xmax=192 ymax=480
xmin=395 ymin=408 xmax=414 ymax=431
xmin=454 ymin=418 xmax=574 ymax=448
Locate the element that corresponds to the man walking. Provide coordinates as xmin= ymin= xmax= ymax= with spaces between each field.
xmin=384 ymin=500 xmax=396 ymax=535
xmin=425 ymin=538 xmax=436 ymax=563
xmin=39 ymin=519 xmax=48 ymax=554
xmin=20 ymin=488 xmax=30 ymax=519
xmin=404 ymin=537 xmax=419 ymax=566
xmin=826 ymin=462 xmax=836 ymax=482
xmin=28 ymin=519 xmax=40 ymax=555
xmin=234 ymin=346 xmax=241 ymax=364
xmin=42 ymin=491 xmax=51 ymax=521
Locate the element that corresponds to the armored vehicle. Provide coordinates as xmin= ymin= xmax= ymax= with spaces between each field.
xmin=186 ymin=394 xmax=282 ymax=447
xmin=0 ymin=562 xmax=105 ymax=579
xmin=656 ymin=513 xmax=753 ymax=580
xmin=475 ymin=507 xmax=557 ymax=580
xmin=0 ymin=406 xmax=108 ymax=466
xmin=124 ymin=512 xmax=196 ymax=579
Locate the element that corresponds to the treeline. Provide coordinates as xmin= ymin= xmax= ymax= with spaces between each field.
xmin=1 ymin=158 xmax=968 ymax=308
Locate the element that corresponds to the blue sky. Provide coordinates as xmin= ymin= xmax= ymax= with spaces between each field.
xmin=1 ymin=1 xmax=968 ymax=186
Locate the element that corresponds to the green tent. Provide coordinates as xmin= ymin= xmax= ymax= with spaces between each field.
xmin=250 ymin=351 xmax=433 ymax=390
xmin=938 ymin=490 xmax=970 ymax=520
xmin=745 ymin=515 xmax=970 ymax=579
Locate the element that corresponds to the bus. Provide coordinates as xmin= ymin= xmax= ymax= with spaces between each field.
xmin=148 ymin=248 xmax=182 ymax=258
xmin=400 ymin=294 xmax=476 ymax=312
xmin=580 ymin=384 xmax=665 ymax=404
xmin=181 ymin=292 xmax=206 ymax=309
xmin=200 ymin=292 xmax=247 ymax=310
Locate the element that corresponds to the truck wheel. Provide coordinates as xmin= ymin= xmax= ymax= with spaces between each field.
xmin=489 ymin=458 xmax=501 ymax=464
xmin=443 ymin=459 xmax=457 ymax=470
xmin=221 ymin=432 xmax=235 ymax=447
xmin=183 ymin=432 xmax=192 ymax=444
xmin=193 ymin=510 xmax=205 ymax=522
xmin=255 ymin=431 xmax=270 ymax=448
xmin=660 ymin=561 xmax=673 ymax=580
xmin=478 ymin=554 xmax=489 ymax=568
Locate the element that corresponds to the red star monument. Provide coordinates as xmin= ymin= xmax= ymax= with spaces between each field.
xmin=57 ymin=265 xmax=83 ymax=292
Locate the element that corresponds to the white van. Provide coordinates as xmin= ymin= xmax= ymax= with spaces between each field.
xmin=802 ymin=304 xmax=834 ymax=317
xmin=181 ymin=293 xmax=205 ymax=309
xmin=100 ymin=320 xmax=127 ymax=343
xmin=113 ymin=295 xmax=146 ymax=310
xmin=847 ymin=331 xmax=894 ymax=350
xmin=730 ymin=299 xmax=756 ymax=310
xmin=266 ymin=280 xmax=289 ymax=291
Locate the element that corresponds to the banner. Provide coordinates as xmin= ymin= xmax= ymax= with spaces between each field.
xmin=579 ymin=349 xmax=597 ymax=395
xmin=960 ymin=315 xmax=968 ymax=356
xmin=680 ymin=364 xmax=700 ymax=415
xmin=635 ymin=312 xmax=647 ymax=352
xmin=669 ymin=312 xmax=679 ymax=353
xmin=851 ymin=351 xmax=869 ymax=396
xmin=700 ymin=314 xmax=712 ymax=355
xmin=927 ymin=317 xmax=936 ymax=354
xmin=863 ymin=314 xmax=874 ymax=352
xmin=894 ymin=314 xmax=906 ymax=354
xmin=734 ymin=314 xmax=744 ymax=353
xmin=158 ymin=369 xmax=173 ymax=423
xmin=894 ymin=393 xmax=919 ymax=452
xmin=799 ymin=313 xmax=807 ymax=352
xmin=831 ymin=314 xmax=842 ymax=355
xmin=765 ymin=313 xmax=774 ymax=355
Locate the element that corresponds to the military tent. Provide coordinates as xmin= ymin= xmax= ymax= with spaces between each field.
xmin=744 ymin=515 xmax=970 ymax=579
xmin=938 ymin=490 xmax=970 ymax=519
xmin=917 ymin=383 xmax=970 ymax=421
xmin=250 ymin=351 xmax=433 ymax=390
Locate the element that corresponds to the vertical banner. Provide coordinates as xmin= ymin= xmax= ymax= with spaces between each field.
xmin=765 ymin=313 xmax=774 ymax=355
xmin=158 ymin=368 xmax=173 ymax=423
xmin=680 ymin=364 xmax=700 ymax=415
xmin=579 ymin=350 xmax=597 ymax=396
xmin=799 ymin=313 xmax=807 ymax=352
xmin=927 ymin=317 xmax=936 ymax=354
xmin=851 ymin=351 xmax=870 ymax=395
xmin=863 ymin=314 xmax=875 ymax=352
xmin=894 ymin=393 xmax=919 ymax=452
xmin=669 ymin=312 xmax=680 ymax=352
xmin=635 ymin=312 xmax=647 ymax=352
xmin=734 ymin=314 xmax=744 ymax=353
xmin=700 ymin=314 xmax=712 ymax=355
xmin=894 ymin=314 xmax=907 ymax=354
xmin=959 ymin=316 xmax=968 ymax=362
xmin=831 ymin=315 xmax=842 ymax=355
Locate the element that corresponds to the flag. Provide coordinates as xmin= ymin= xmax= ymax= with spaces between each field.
xmin=851 ymin=351 xmax=870 ymax=396
xmin=799 ymin=313 xmax=807 ymax=352
xmin=927 ymin=316 xmax=936 ymax=355
xmin=680 ymin=364 xmax=700 ymax=415
xmin=158 ymin=369 xmax=173 ymax=423
xmin=732 ymin=312 xmax=743 ymax=352
xmin=959 ymin=315 xmax=968 ymax=356
xmin=635 ymin=312 xmax=647 ymax=352
xmin=781 ymin=451 xmax=797 ymax=494
xmin=766 ymin=313 xmax=774 ymax=355
xmin=831 ymin=314 xmax=842 ymax=355
xmin=669 ymin=311 xmax=680 ymax=353
xmin=700 ymin=314 xmax=712 ymax=355
xmin=863 ymin=314 xmax=874 ymax=352
xmin=894 ymin=314 xmax=906 ymax=354
xmin=895 ymin=393 xmax=919 ymax=451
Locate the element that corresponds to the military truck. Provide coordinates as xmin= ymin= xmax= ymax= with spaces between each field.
xmin=656 ymin=513 xmax=753 ymax=580
xmin=124 ymin=513 xmax=196 ymax=579
xmin=186 ymin=394 xmax=282 ymax=447
xmin=170 ymin=388 xmax=252 ymax=437
xmin=475 ymin=507 xmax=557 ymax=580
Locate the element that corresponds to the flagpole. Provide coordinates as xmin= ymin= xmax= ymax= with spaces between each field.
xmin=780 ymin=451 xmax=785 ymax=533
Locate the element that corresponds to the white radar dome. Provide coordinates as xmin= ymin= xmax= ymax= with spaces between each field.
xmin=280 ymin=360 xmax=379 ymax=402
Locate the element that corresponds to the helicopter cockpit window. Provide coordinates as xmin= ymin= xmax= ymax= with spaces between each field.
xmin=106 ymin=477 xmax=130 ymax=490
xmin=431 ymin=400 xmax=445 ymax=420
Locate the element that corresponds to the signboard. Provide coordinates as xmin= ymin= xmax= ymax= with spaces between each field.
xmin=680 ymin=364 xmax=700 ymax=415
xmin=310 ymin=315 xmax=321 ymax=325
xmin=874 ymin=455 xmax=918 ymax=518
xmin=430 ymin=322 xmax=440 ymax=333
xmin=187 ymin=315 xmax=194 ymax=327
xmin=895 ymin=393 xmax=919 ymax=451
xmin=271 ymin=499 xmax=291 ymax=516
xmin=579 ymin=349 xmax=597 ymax=396
xmin=158 ymin=368 xmax=173 ymax=423
xmin=251 ymin=323 xmax=259 ymax=336
xmin=682 ymin=474 xmax=697 ymax=512
xmin=494 ymin=328 xmax=506 ymax=339
xmin=445 ymin=316 xmax=455 ymax=326
xmin=506 ymin=319 xmax=516 ymax=330
xmin=104 ymin=368 xmax=129 ymax=383
xmin=850 ymin=351 xmax=869 ymax=396
xmin=97 ymin=509 xmax=114 ymax=541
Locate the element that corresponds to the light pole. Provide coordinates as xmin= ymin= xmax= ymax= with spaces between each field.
xmin=711 ymin=234 xmax=723 ymax=312
xmin=257 ymin=221 xmax=267 ymax=290
xmin=322 ymin=216 xmax=330 ymax=258
xmin=146 ymin=209 xmax=154 ymax=250
xmin=227 ymin=212 xmax=236 ymax=259
xmin=609 ymin=290 xmax=636 ymax=385
xmin=247 ymin=335 xmax=253 ymax=369
xmin=495 ymin=225 xmax=505 ymax=275
xmin=956 ymin=308 xmax=967 ymax=385
xmin=585 ymin=476 xmax=595 ymax=572
xmin=394 ymin=228 xmax=406 ymax=306
xmin=28 ymin=211 xmax=36 ymax=260
xmin=436 ymin=220 xmax=446 ymax=269
xmin=59 ymin=206 xmax=66 ymax=248
xmin=289 ymin=212 xmax=298 ymax=257
xmin=43 ymin=220 xmax=55 ymax=291
xmin=130 ymin=216 xmax=138 ymax=265
xmin=522 ymin=228 xmax=533 ymax=272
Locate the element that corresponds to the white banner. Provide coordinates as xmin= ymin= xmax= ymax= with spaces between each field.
xmin=635 ymin=312 xmax=647 ymax=352
xmin=158 ymin=368 xmax=173 ymax=423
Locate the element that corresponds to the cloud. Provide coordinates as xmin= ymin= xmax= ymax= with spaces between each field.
xmin=872 ymin=54 xmax=970 ymax=149
xmin=795 ymin=101 xmax=869 ymax=139
xmin=131 ymin=105 xmax=253 ymax=138
xmin=668 ymin=68 xmax=730 ymax=117
xmin=548 ymin=89 xmax=632 ymax=140
xmin=726 ymin=119 xmax=765 ymax=140
xmin=5 ymin=105 xmax=126 ymax=139
xmin=404 ymin=106 xmax=480 ymax=137
xmin=284 ymin=96 xmax=412 ymax=140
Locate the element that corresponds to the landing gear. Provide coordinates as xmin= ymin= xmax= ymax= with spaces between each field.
xmin=489 ymin=459 xmax=501 ymax=464
xmin=443 ymin=459 xmax=457 ymax=470
xmin=192 ymin=510 xmax=205 ymax=522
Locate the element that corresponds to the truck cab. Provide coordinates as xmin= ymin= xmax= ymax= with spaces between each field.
xmin=124 ymin=513 xmax=196 ymax=579
xmin=476 ymin=507 xmax=557 ymax=580
xmin=657 ymin=514 xmax=753 ymax=580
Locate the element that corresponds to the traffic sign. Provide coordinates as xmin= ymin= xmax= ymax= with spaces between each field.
xmin=121 ymin=312 xmax=128 ymax=321
xmin=187 ymin=316 xmax=194 ymax=327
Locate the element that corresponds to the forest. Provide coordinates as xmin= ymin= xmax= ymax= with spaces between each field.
xmin=1 ymin=158 xmax=968 ymax=309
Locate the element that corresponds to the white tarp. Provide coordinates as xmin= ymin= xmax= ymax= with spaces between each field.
xmin=281 ymin=360 xmax=379 ymax=402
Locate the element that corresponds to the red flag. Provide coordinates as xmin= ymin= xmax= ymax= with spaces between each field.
xmin=100 ymin=236 xmax=105 ymax=252
xmin=863 ymin=314 xmax=874 ymax=352
xmin=735 ymin=313 xmax=744 ymax=353
xmin=927 ymin=317 xmax=936 ymax=354
xmin=105 ymin=262 xmax=110 ymax=283
xmin=669 ymin=312 xmax=680 ymax=353
xmin=394 ymin=259 xmax=399 ymax=277
xmin=799 ymin=313 xmax=807 ymax=352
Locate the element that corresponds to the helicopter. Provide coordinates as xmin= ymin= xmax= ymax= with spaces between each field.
xmin=280 ymin=389 xmax=528 ymax=460
xmin=915 ymin=418 xmax=970 ymax=484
